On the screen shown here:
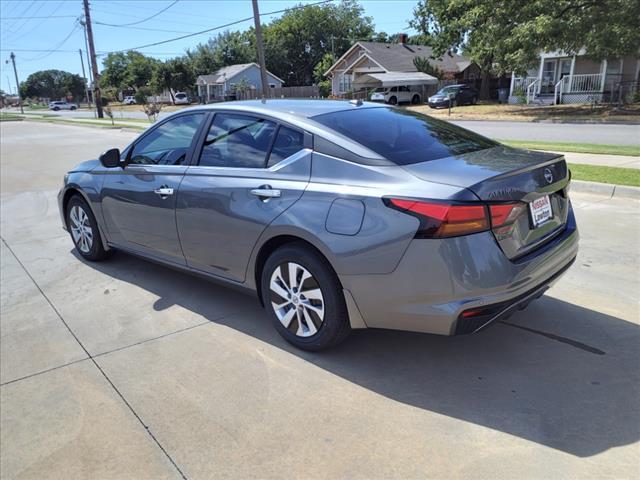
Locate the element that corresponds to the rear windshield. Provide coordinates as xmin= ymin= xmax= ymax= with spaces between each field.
xmin=312 ymin=107 xmax=497 ymax=164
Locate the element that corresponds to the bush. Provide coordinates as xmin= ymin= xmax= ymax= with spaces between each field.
xmin=135 ymin=87 xmax=152 ymax=105
xmin=143 ymin=101 xmax=163 ymax=122
xmin=317 ymin=80 xmax=331 ymax=98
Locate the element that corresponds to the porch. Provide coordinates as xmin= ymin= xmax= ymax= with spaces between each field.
xmin=196 ymin=83 xmax=225 ymax=103
xmin=509 ymin=55 xmax=627 ymax=105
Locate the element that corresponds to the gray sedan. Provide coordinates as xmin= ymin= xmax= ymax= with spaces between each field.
xmin=58 ymin=100 xmax=578 ymax=350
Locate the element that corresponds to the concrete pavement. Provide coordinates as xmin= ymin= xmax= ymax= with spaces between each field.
xmin=1 ymin=122 xmax=639 ymax=479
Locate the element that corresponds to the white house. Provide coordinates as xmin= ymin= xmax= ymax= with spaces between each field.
xmin=196 ymin=63 xmax=284 ymax=103
xmin=510 ymin=50 xmax=640 ymax=104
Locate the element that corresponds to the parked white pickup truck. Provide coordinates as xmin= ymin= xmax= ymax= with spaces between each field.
xmin=370 ymin=86 xmax=422 ymax=105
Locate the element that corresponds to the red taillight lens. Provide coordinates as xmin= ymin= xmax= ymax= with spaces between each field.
xmin=488 ymin=203 xmax=526 ymax=238
xmin=386 ymin=198 xmax=489 ymax=238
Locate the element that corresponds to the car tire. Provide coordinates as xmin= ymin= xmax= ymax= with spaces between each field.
xmin=53 ymin=107 xmax=60 ymax=111
xmin=70 ymin=106 xmax=77 ymax=110
xmin=388 ymin=96 xmax=397 ymax=105
xmin=261 ymin=243 xmax=351 ymax=351
xmin=411 ymin=94 xmax=421 ymax=105
xmin=66 ymin=195 xmax=112 ymax=262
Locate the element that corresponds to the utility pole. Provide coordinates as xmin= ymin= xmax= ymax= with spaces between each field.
xmin=82 ymin=0 xmax=103 ymax=117
xmin=251 ymin=0 xmax=269 ymax=99
xmin=7 ymin=52 xmax=23 ymax=114
xmin=79 ymin=49 xmax=92 ymax=109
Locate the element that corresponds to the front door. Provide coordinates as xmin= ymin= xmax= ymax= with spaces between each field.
xmin=541 ymin=60 xmax=558 ymax=94
xmin=176 ymin=112 xmax=311 ymax=282
xmin=101 ymin=112 xmax=206 ymax=264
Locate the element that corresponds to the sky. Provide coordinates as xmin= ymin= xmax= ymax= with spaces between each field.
xmin=0 ymin=0 xmax=419 ymax=94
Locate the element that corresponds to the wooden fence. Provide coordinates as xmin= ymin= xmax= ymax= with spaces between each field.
xmin=236 ymin=85 xmax=321 ymax=100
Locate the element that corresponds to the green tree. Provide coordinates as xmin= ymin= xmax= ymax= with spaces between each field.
xmin=150 ymin=58 xmax=195 ymax=104
xmin=263 ymin=0 xmax=375 ymax=86
xmin=410 ymin=0 xmax=640 ymax=99
xmin=20 ymin=70 xmax=86 ymax=101
xmin=101 ymin=51 xmax=159 ymax=91
xmin=413 ymin=57 xmax=444 ymax=80
xmin=185 ymin=30 xmax=255 ymax=77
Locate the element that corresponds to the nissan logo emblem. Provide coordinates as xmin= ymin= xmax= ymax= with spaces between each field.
xmin=544 ymin=168 xmax=554 ymax=184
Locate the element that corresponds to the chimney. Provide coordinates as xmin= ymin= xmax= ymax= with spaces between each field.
xmin=398 ymin=33 xmax=408 ymax=45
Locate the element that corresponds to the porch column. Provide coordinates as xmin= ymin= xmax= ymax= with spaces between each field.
xmin=568 ymin=55 xmax=576 ymax=93
xmin=600 ymin=59 xmax=607 ymax=93
xmin=509 ymin=71 xmax=515 ymax=96
xmin=537 ymin=54 xmax=545 ymax=94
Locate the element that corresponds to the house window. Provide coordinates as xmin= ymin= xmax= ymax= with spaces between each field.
xmin=339 ymin=74 xmax=352 ymax=93
xmin=269 ymin=83 xmax=276 ymax=88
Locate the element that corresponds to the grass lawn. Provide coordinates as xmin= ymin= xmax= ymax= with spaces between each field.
xmin=410 ymin=102 xmax=640 ymax=123
xmin=0 ymin=112 xmax=24 ymax=121
xmin=569 ymin=164 xmax=640 ymax=186
xmin=502 ymin=140 xmax=640 ymax=157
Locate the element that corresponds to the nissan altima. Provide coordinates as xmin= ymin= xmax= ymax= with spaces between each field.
xmin=58 ymin=100 xmax=578 ymax=350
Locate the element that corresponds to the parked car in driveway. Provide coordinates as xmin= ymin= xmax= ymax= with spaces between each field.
xmin=370 ymin=86 xmax=421 ymax=105
xmin=428 ymin=84 xmax=479 ymax=108
xmin=49 ymin=101 xmax=77 ymax=111
xmin=174 ymin=92 xmax=190 ymax=105
xmin=123 ymin=96 xmax=136 ymax=105
xmin=58 ymin=100 xmax=578 ymax=351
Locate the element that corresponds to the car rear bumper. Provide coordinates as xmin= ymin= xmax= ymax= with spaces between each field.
xmin=340 ymin=203 xmax=579 ymax=335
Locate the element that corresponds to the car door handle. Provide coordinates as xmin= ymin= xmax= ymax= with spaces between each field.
xmin=250 ymin=188 xmax=281 ymax=200
xmin=153 ymin=187 xmax=174 ymax=196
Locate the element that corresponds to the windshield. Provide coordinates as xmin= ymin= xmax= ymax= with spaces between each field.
xmin=312 ymin=107 xmax=497 ymax=165
xmin=436 ymin=86 xmax=460 ymax=96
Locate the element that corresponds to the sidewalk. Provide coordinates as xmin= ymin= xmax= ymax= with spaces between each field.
xmin=540 ymin=151 xmax=640 ymax=169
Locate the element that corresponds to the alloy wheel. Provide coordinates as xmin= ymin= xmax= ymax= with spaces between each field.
xmin=269 ymin=262 xmax=325 ymax=337
xmin=69 ymin=205 xmax=93 ymax=253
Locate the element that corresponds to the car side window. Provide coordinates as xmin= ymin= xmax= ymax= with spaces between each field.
xmin=129 ymin=113 xmax=204 ymax=166
xmin=199 ymin=113 xmax=276 ymax=168
xmin=267 ymin=126 xmax=305 ymax=167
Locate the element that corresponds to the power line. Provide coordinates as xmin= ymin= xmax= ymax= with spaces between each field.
xmin=94 ymin=21 xmax=192 ymax=34
xmin=22 ymin=21 xmax=81 ymax=62
xmin=101 ymin=0 xmax=334 ymax=55
xmin=1 ymin=15 xmax=77 ymax=19
xmin=94 ymin=0 xmax=179 ymax=27
xmin=3 ymin=1 xmax=67 ymax=45
xmin=0 ymin=49 xmax=79 ymax=53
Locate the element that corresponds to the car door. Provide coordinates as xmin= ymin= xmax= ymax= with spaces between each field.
xmin=101 ymin=112 xmax=207 ymax=265
xmin=176 ymin=112 xmax=312 ymax=282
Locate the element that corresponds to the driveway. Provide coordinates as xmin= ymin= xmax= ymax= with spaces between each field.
xmin=1 ymin=122 xmax=639 ymax=479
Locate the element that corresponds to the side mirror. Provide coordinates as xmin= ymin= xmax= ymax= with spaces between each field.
xmin=99 ymin=148 xmax=121 ymax=168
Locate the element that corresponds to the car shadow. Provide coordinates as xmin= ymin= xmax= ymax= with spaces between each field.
xmin=80 ymin=250 xmax=640 ymax=458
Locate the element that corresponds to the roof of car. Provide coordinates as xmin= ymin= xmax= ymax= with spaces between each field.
xmin=188 ymin=99 xmax=384 ymax=119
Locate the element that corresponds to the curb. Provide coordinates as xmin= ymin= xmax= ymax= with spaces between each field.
xmin=571 ymin=180 xmax=640 ymax=199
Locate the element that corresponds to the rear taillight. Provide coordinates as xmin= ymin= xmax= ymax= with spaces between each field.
xmin=488 ymin=203 xmax=526 ymax=238
xmin=385 ymin=198 xmax=489 ymax=238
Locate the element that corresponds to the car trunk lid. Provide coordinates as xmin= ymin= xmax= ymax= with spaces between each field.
xmin=402 ymin=145 xmax=571 ymax=259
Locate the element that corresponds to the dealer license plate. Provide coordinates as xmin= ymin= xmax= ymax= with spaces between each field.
xmin=529 ymin=195 xmax=553 ymax=227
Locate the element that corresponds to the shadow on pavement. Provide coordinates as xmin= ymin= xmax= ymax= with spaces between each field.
xmin=82 ymin=249 xmax=640 ymax=459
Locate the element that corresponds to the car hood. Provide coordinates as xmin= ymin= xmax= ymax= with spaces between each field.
xmin=69 ymin=159 xmax=100 ymax=173
xmin=429 ymin=95 xmax=447 ymax=100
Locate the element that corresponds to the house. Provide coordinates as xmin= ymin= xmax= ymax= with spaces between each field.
xmin=510 ymin=50 xmax=640 ymax=104
xmin=324 ymin=35 xmax=478 ymax=96
xmin=196 ymin=63 xmax=284 ymax=103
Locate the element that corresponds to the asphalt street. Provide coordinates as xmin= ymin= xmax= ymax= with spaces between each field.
xmin=1 ymin=121 xmax=639 ymax=479
xmin=5 ymin=106 xmax=640 ymax=145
